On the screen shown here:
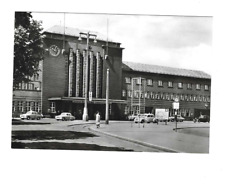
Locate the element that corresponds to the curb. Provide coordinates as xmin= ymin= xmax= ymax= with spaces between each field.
xmin=89 ymin=127 xmax=181 ymax=153
xmin=68 ymin=122 xmax=95 ymax=127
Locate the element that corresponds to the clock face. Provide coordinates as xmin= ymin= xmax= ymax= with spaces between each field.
xmin=49 ymin=45 xmax=60 ymax=56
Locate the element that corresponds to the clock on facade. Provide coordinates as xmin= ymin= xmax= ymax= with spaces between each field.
xmin=49 ymin=45 xmax=61 ymax=56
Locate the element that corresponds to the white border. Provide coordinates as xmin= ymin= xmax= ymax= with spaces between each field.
xmin=1 ymin=1 xmax=225 ymax=188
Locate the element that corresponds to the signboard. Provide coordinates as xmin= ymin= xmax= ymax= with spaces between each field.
xmin=155 ymin=109 xmax=169 ymax=121
xmin=89 ymin=91 xmax=92 ymax=101
xmin=172 ymin=102 xmax=179 ymax=109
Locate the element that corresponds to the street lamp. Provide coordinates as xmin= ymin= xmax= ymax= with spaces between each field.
xmin=78 ymin=32 xmax=97 ymax=121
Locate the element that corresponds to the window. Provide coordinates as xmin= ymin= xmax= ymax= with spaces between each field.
xmin=33 ymin=74 xmax=39 ymax=81
xmin=125 ymin=77 xmax=131 ymax=84
xmin=168 ymin=81 xmax=173 ymax=88
xmin=147 ymin=79 xmax=153 ymax=86
xmin=12 ymin=101 xmax=16 ymax=112
xmin=134 ymin=90 xmax=139 ymax=98
xmin=196 ymin=84 xmax=201 ymax=90
xmin=204 ymin=85 xmax=209 ymax=91
xmin=122 ymin=90 xmax=126 ymax=97
xmin=166 ymin=93 xmax=170 ymax=100
xmin=203 ymin=96 xmax=206 ymax=102
xmin=18 ymin=101 xmax=24 ymax=112
xmin=180 ymin=94 xmax=184 ymax=101
xmin=136 ymin=78 xmax=142 ymax=85
xmin=150 ymin=92 xmax=154 ymax=99
xmin=28 ymin=83 xmax=34 ymax=90
xmin=158 ymin=80 xmax=163 ymax=87
xmin=178 ymin=82 xmax=183 ymax=89
xmin=145 ymin=92 xmax=149 ymax=98
xmin=26 ymin=101 xmax=31 ymax=112
xmin=127 ymin=90 xmax=132 ymax=98
xmin=50 ymin=102 xmax=56 ymax=113
xmin=193 ymin=95 xmax=197 ymax=102
xmin=34 ymin=102 xmax=39 ymax=112
xmin=124 ymin=106 xmax=129 ymax=115
xmin=187 ymin=83 xmax=192 ymax=89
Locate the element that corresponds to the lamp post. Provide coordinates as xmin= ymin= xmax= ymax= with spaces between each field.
xmin=172 ymin=97 xmax=179 ymax=131
xmin=78 ymin=32 xmax=97 ymax=121
xmin=105 ymin=69 xmax=109 ymax=124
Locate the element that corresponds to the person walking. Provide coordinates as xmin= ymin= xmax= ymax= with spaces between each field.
xmin=96 ymin=112 xmax=100 ymax=128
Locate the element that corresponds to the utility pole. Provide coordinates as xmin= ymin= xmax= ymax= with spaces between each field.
xmin=105 ymin=69 xmax=109 ymax=124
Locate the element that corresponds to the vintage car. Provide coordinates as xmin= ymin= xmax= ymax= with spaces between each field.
xmin=127 ymin=114 xmax=138 ymax=121
xmin=20 ymin=111 xmax=42 ymax=120
xmin=134 ymin=113 xmax=155 ymax=123
xmin=196 ymin=115 xmax=210 ymax=123
xmin=168 ymin=115 xmax=185 ymax=122
xmin=55 ymin=112 xmax=75 ymax=121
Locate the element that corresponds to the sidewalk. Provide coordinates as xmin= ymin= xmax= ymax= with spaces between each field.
xmin=89 ymin=121 xmax=210 ymax=153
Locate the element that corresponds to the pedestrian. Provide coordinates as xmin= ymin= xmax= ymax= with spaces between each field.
xmin=96 ymin=111 xmax=100 ymax=128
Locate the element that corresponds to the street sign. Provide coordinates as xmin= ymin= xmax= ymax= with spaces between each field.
xmin=172 ymin=102 xmax=179 ymax=109
xmin=89 ymin=91 xmax=92 ymax=101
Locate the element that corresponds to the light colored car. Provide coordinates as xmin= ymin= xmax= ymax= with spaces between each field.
xmin=20 ymin=111 xmax=42 ymax=120
xmin=55 ymin=112 xmax=75 ymax=121
xmin=127 ymin=114 xmax=137 ymax=121
xmin=169 ymin=115 xmax=185 ymax=122
xmin=134 ymin=113 xmax=155 ymax=123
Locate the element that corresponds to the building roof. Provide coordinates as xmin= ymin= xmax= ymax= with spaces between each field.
xmin=44 ymin=25 xmax=118 ymax=43
xmin=122 ymin=61 xmax=211 ymax=79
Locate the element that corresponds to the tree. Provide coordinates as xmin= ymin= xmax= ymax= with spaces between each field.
xmin=14 ymin=12 xmax=45 ymax=85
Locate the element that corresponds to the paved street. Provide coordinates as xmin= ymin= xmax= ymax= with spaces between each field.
xmin=12 ymin=119 xmax=163 ymax=152
xmin=91 ymin=120 xmax=209 ymax=153
xmin=11 ymin=118 xmax=210 ymax=153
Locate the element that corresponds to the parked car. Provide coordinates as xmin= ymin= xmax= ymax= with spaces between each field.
xmin=20 ymin=111 xmax=42 ymax=120
xmin=127 ymin=114 xmax=137 ymax=121
xmin=168 ymin=115 xmax=185 ymax=122
xmin=55 ymin=112 xmax=75 ymax=121
xmin=153 ymin=118 xmax=168 ymax=123
xmin=197 ymin=115 xmax=210 ymax=123
xmin=134 ymin=113 xmax=155 ymax=123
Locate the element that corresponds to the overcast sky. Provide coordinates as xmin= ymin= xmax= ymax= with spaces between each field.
xmin=32 ymin=12 xmax=212 ymax=74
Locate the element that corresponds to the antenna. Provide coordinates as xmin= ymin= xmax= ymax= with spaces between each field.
xmin=105 ymin=18 xmax=109 ymax=60
xmin=62 ymin=12 xmax=65 ymax=54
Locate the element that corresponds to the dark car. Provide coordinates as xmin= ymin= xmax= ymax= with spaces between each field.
xmin=195 ymin=115 xmax=210 ymax=123
xmin=168 ymin=115 xmax=185 ymax=122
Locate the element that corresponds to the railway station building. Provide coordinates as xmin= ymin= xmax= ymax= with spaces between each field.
xmin=12 ymin=25 xmax=211 ymax=120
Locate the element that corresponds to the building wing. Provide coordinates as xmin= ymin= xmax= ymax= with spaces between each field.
xmin=122 ymin=61 xmax=211 ymax=79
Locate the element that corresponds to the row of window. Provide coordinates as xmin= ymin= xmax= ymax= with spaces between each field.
xmin=122 ymin=90 xmax=210 ymax=102
xmin=14 ymin=82 xmax=41 ymax=91
xmin=12 ymin=101 xmax=41 ymax=112
xmin=125 ymin=106 xmax=193 ymax=117
xmin=125 ymin=77 xmax=209 ymax=91
xmin=25 ymin=74 xmax=40 ymax=81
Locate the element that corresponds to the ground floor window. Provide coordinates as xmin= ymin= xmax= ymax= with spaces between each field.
xmin=50 ymin=102 xmax=56 ymax=113
xmin=12 ymin=101 xmax=16 ymax=112
xmin=26 ymin=102 xmax=31 ymax=112
xmin=124 ymin=106 xmax=129 ymax=115
xmin=33 ymin=102 xmax=39 ymax=112
xmin=18 ymin=101 xmax=24 ymax=112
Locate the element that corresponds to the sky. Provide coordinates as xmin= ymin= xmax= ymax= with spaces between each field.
xmin=32 ymin=12 xmax=213 ymax=74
